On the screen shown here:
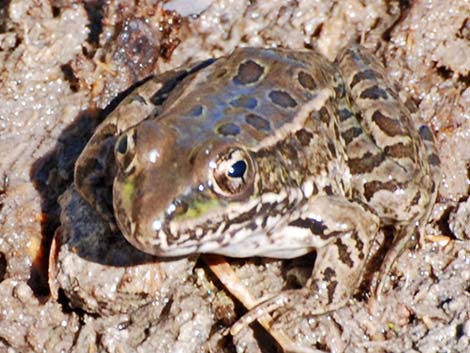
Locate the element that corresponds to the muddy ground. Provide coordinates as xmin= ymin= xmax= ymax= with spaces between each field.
xmin=0 ymin=1 xmax=470 ymax=352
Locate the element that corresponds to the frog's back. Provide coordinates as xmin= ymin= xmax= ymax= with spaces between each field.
xmin=154 ymin=47 xmax=342 ymax=151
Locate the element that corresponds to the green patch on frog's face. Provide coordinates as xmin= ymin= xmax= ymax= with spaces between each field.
xmin=176 ymin=197 xmax=222 ymax=221
xmin=122 ymin=179 xmax=136 ymax=203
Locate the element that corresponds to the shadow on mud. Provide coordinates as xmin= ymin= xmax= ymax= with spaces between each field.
xmin=29 ymin=107 xmax=161 ymax=297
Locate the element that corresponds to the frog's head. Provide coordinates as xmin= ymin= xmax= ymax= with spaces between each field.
xmin=112 ymin=119 xmax=261 ymax=257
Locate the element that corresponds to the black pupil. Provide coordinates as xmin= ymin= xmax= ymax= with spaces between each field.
xmin=117 ymin=135 xmax=128 ymax=154
xmin=228 ymin=160 xmax=247 ymax=178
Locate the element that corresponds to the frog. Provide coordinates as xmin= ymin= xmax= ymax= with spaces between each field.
xmin=74 ymin=45 xmax=440 ymax=330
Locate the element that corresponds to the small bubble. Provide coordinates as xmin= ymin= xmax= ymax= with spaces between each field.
xmin=152 ymin=219 xmax=162 ymax=231
xmin=149 ymin=149 xmax=160 ymax=163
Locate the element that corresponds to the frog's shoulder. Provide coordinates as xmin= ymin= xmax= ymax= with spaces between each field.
xmin=74 ymin=58 xmax=218 ymax=223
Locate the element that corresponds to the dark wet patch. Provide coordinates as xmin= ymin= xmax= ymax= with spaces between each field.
xmin=84 ymin=0 xmax=104 ymax=46
xmin=61 ymin=64 xmax=80 ymax=93
xmin=0 ymin=252 xmax=6 ymax=283
xmin=150 ymin=58 xmax=216 ymax=106
xmin=298 ymin=71 xmax=317 ymax=90
xmin=217 ymin=123 xmax=240 ymax=136
xmin=233 ymin=60 xmax=265 ymax=85
xmin=268 ymin=90 xmax=297 ymax=108
xmin=245 ymin=114 xmax=270 ymax=131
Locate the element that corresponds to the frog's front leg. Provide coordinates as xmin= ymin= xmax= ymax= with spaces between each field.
xmin=231 ymin=195 xmax=379 ymax=335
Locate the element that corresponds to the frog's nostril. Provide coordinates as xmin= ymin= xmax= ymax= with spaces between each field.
xmin=174 ymin=200 xmax=189 ymax=216
xmin=166 ymin=199 xmax=189 ymax=217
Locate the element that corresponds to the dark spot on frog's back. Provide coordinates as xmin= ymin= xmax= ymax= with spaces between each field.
xmin=289 ymin=217 xmax=329 ymax=239
xmin=350 ymin=69 xmax=377 ymax=88
xmin=363 ymin=180 xmax=397 ymax=201
xmin=384 ymin=143 xmax=415 ymax=160
xmin=323 ymin=267 xmax=336 ymax=281
xmin=337 ymin=107 xmax=353 ymax=121
xmin=341 ymin=126 xmax=362 ymax=145
xmin=349 ymin=152 xmax=385 ymax=175
xmin=351 ymin=231 xmax=365 ymax=259
xmin=335 ymin=238 xmax=354 ymax=267
xmin=428 ymin=153 xmax=440 ymax=166
xmin=318 ymin=107 xmax=330 ymax=123
xmin=298 ymin=71 xmax=317 ymax=90
xmin=217 ymin=123 xmax=240 ymax=136
xmin=295 ymin=129 xmax=314 ymax=146
xmin=245 ymin=114 xmax=270 ymax=131
xmin=327 ymin=281 xmax=337 ymax=304
xmin=372 ymin=110 xmax=406 ymax=137
xmin=268 ymin=90 xmax=297 ymax=108
xmin=233 ymin=60 xmax=265 ymax=85
xmin=360 ymin=85 xmax=388 ymax=100
xmin=334 ymin=83 xmax=346 ymax=98
xmin=189 ymin=105 xmax=203 ymax=117
xmin=230 ymin=96 xmax=258 ymax=109
xmin=419 ymin=125 xmax=434 ymax=141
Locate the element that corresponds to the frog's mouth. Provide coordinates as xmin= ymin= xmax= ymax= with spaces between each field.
xmin=114 ymin=179 xmax=262 ymax=257
xmin=114 ymin=171 xmax=304 ymax=258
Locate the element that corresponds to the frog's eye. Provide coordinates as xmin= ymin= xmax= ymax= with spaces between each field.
xmin=211 ymin=148 xmax=255 ymax=198
xmin=115 ymin=129 xmax=136 ymax=173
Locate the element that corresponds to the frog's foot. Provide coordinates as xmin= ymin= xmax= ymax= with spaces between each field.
xmin=230 ymin=265 xmax=351 ymax=337
xmin=372 ymin=224 xmax=416 ymax=299
xmin=204 ymin=254 xmax=316 ymax=353
xmin=232 ymin=195 xmax=379 ymax=335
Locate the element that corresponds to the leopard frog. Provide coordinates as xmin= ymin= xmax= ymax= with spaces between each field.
xmin=74 ymin=45 xmax=440 ymax=322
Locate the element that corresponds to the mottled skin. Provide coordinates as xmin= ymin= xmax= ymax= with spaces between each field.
xmin=74 ymin=46 xmax=440 ymax=327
